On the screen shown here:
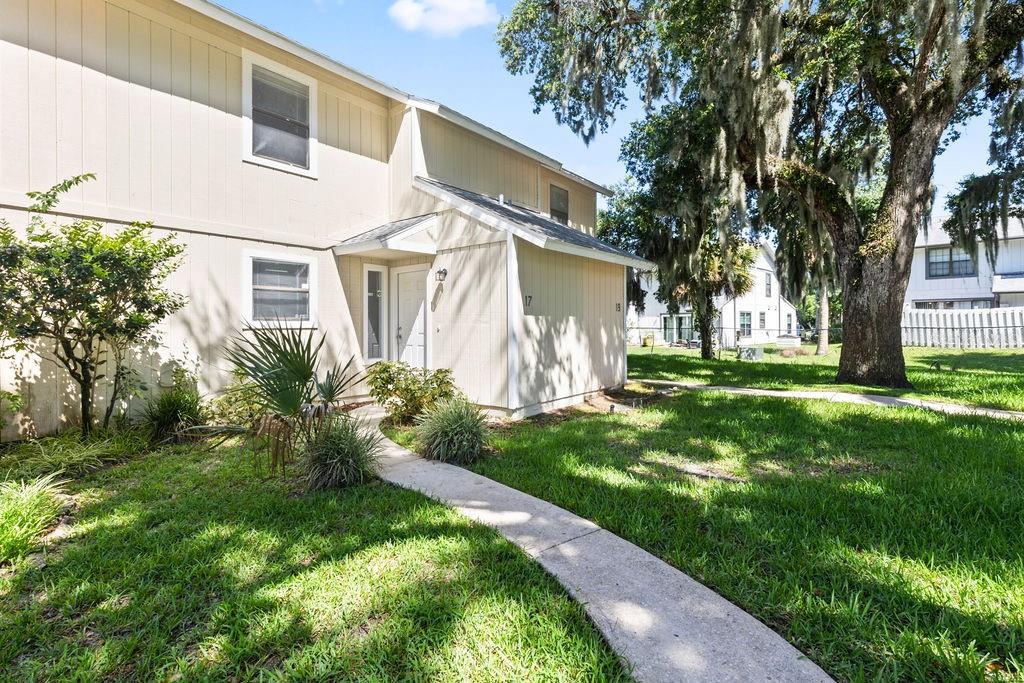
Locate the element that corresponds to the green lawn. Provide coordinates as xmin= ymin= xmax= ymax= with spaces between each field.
xmin=628 ymin=344 xmax=1024 ymax=412
xmin=391 ymin=393 xmax=1024 ymax=680
xmin=0 ymin=443 xmax=627 ymax=681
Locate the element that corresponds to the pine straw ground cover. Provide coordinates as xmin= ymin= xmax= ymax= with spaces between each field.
xmin=628 ymin=345 xmax=1024 ymax=412
xmin=424 ymin=391 xmax=1024 ymax=681
xmin=0 ymin=442 xmax=626 ymax=681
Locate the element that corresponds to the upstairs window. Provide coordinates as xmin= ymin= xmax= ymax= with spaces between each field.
xmin=243 ymin=52 xmax=318 ymax=177
xmin=926 ymin=246 xmax=975 ymax=278
xmin=550 ymin=185 xmax=569 ymax=225
xmin=245 ymin=252 xmax=317 ymax=325
xmin=765 ymin=273 xmax=772 ymax=297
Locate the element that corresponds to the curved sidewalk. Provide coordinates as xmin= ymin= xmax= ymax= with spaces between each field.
xmin=637 ymin=380 xmax=1024 ymax=421
xmin=359 ymin=406 xmax=832 ymax=683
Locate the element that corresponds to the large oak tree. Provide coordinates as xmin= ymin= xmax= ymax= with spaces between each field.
xmin=499 ymin=0 xmax=1024 ymax=387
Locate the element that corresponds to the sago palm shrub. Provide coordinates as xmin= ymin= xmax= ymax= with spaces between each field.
xmin=222 ymin=320 xmax=362 ymax=476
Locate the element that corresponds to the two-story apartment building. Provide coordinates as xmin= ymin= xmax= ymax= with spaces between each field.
xmin=903 ymin=221 xmax=1024 ymax=310
xmin=0 ymin=0 xmax=650 ymax=438
xmin=627 ymin=242 xmax=800 ymax=348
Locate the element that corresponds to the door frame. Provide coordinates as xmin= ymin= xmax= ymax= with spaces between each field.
xmin=389 ymin=264 xmax=432 ymax=368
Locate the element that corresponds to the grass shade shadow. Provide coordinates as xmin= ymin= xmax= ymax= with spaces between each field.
xmin=0 ymin=443 xmax=627 ymax=681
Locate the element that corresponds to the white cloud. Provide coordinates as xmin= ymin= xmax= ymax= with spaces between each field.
xmin=388 ymin=0 xmax=499 ymax=37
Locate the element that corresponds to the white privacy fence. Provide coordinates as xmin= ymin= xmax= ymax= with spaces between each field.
xmin=902 ymin=307 xmax=1024 ymax=348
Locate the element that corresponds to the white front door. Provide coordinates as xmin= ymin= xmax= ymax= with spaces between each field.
xmin=392 ymin=267 xmax=428 ymax=368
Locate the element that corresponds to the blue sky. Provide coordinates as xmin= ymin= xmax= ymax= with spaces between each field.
xmin=216 ymin=0 xmax=992 ymax=217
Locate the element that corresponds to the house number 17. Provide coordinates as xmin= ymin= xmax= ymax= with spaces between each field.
xmin=524 ymin=295 xmax=533 ymax=308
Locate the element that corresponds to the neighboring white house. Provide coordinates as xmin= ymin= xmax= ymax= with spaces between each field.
xmin=903 ymin=220 xmax=1024 ymax=309
xmin=628 ymin=242 xmax=800 ymax=348
xmin=0 ymin=0 xmax=651 ymax=439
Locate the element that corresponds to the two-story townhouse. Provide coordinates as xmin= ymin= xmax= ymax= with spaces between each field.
xmin=0 ymin=0 xmax=651 ymax=439
xmin=903 ymin=221 xmax=1024 ymax=310
xmin=627 ymin=242 xmax=800 ymax=348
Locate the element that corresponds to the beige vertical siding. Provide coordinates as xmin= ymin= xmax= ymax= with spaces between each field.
xmin=0 ymin=210 xmax=361 ymax=440
xmin=430 ymin=239 xmax=508 ymax=409
xmin=419 ymin=110 xmax=599 ymax=235
xmin=420 ymin=111 xmax=538 ymax=209
xmin=538 ymin=167 xmax=598 ymax=234
xmin=0 ymin=0 xmax=391 ymax=246
xmin=515 ymin=240 xmax=625 ymax=409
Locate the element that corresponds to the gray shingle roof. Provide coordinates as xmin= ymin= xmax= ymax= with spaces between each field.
xmin=416 ymin=177 xmax=646 ymax=265
xmin=335 ymin=213 xmax=439 ymax=246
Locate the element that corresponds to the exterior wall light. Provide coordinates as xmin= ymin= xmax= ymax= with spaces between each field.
xmin=436 ymin=268 xmax=448 ymax=283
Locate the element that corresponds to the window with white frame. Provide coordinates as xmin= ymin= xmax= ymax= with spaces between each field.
xmin=246 ymin=254 xmax=315 ymax=323
xmin=739 ymin=312 xmax=752 ymax=337
xmin=759 ymin=312 xmax=766 ymax=329
xmin=243 ymin=52 xmax=318 ymax=176
xmin=364 ymin=265 xmax=387 ymax=361
xmin=786 ymin=313 xmax=793 ymax=334
xmin=765 ymin=273 xmax=772 ymax=297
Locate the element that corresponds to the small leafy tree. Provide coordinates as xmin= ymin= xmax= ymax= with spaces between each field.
xmin=0 ymin=175 xmax=186 ymax=436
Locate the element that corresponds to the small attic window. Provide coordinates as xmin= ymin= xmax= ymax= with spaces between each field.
xmin=550 ymin=185 xmax=569 ymax=225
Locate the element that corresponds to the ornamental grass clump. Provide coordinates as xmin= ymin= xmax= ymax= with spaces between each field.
xmin=142 ymin=384 xmax=206 ymax=446
xmin=0 ymin=473 xmax=65 ymax=565
xmin=415 ymin=398 xmax=488 ymax=465
xmin=302 ymin=415 xmax=381 ymax=491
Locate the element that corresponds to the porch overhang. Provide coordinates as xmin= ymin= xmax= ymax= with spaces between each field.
xmin=993 ymin=273 xmax=1024 ymax=294
xmin=331 ymin=213 xmax=440 ymax=258
xmin=412 ymin=177 xmax=655 ymax=271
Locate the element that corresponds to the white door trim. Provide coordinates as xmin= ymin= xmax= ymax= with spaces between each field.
xmin=363 ymin=263 xmax=389 ymax=362
xmin=390 ymin=264 xmax=432 ymax=368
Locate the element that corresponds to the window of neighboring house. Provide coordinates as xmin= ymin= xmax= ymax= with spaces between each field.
xmin=679 ymin=313 xmax=693 ymax=341
xmin=243 ymin=52 xmax=318 ymax=177
xmin=662 ymin=316 xmax=673 ymax=342
xmin=759 ymin=312 xmax=766 ymax=329
xmin=914 ymin=299 xmax=993 ymax=310
xmin=364 ymin=265 xmax=388 ymax=361
xmin=786 ymin=313 xmax=793 ymax=334
xmin=550 ymin=185 xmax=570 ymax=225
xmin=246 ymin=254 xmax=316 ymax=324
xmin=739 ymin=312 xmax=752 ymax=337
xmin=765 ymin=273 xmax=772 ymax=297
xmin=926 ymin=246 xmax=976 ymax=278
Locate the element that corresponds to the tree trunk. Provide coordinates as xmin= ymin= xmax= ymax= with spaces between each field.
xmin=834 ymin=121 xmax=946 ymax=388
xmin=695 ymin=292 xmax=716 ymax=360
xmin=815 ymin=273 xmax=829 ymax=355
xmin=79 ymin=367 xmax=94 ymax=437
xmin=834 ymin=271 xmax=911 ymax=387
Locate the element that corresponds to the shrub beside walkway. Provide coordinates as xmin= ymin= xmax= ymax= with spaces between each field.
xmin=637 ymin=380 xmax=1024 ymax=422
xmin=361 ymin=406 xmax=832 ymax=683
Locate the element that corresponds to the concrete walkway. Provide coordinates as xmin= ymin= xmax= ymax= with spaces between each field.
xmin=637 ymin=379 xmax=1024 ymax=422
xmin=358 ymin=405 xmax=831 ymax=683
